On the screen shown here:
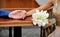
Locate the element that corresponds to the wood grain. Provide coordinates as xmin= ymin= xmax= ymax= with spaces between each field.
xmin=0 ymin=0 xmax=39 ymax=8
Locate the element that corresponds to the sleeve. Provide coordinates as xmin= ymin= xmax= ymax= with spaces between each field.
xmin=0 ymin=9 xmax=10 ymax=18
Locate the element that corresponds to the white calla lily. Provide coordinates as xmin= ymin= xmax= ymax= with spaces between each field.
xmin=32 ymin=9 xmax=49 ymax=27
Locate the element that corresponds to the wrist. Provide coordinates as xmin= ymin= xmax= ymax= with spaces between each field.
xmin=25 ymin=13 xmax=28 ymax=17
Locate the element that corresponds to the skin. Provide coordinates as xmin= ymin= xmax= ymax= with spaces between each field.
xmin=10 ymin=0 xmax=60 ymax=25
xmin=24 ymin=0 xmax=60 ymax=26
xmin=10 ymin=0 xmax=54 ymax=19
xmin=10 ymin=0 xmax=53 ymax=19
xmin=25 ymin=0 xmax=54 ymax=17
xmin=9 ymin=10 xmax=26 ymax=19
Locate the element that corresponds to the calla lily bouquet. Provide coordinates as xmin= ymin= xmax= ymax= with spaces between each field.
xmin=32 ymin=9 xmax=49 ymax=27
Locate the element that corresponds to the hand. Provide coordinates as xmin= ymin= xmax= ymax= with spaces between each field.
xmin=18 ymin=10 xmax=26 ymax=19
xmin=9 ymin=10 xmax=26 ymax=19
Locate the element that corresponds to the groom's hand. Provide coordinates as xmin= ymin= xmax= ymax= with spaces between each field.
xmin=9 ymin=10 xmax=26 ymax=19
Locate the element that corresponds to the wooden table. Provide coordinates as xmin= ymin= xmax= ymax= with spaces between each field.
xmin=0 ymin=16 xmax=56 ymax=37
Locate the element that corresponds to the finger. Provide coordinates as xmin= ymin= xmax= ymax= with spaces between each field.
xmin=22 ymin=15 xmax=26 ymax=19
xmin=11 ymin=10 xmax=26 ymax=15
xmin=14 ymin=10 xmax=26 ymax=12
